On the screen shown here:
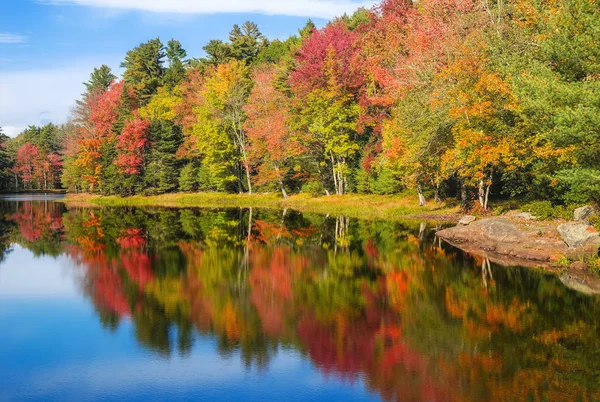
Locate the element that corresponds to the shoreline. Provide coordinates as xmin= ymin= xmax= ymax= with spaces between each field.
xmin=55 ymin=193 xmax=600 ymax=294
xmin=436 ymin=215 xmax=600 ymax=294
xmin=60 ymin=192 xmax=463 ymax=223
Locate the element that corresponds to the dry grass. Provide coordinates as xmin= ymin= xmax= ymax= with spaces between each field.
xmin=61 ymin=192 xmax=462 ymax=222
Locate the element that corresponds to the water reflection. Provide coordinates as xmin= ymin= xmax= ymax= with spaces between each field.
xmin=1 ymin=200 xmax=600 ymax=401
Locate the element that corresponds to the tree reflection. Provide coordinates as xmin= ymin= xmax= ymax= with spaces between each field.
xmin=6 ymin=201 xmax=600 ymax=401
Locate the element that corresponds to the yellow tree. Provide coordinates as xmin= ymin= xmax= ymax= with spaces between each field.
xmin=435 ymin=50 xmax=520 ymax=210
xmin=203 ymin=60 xmax=253 ymax=194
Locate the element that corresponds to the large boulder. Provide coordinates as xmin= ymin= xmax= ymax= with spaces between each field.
xmin=458 ymin=215 xmax=477 ymax=226
xmin=574 ymin=206 xmax=597 ymax=222
xmin=557 ymin=222 xmax=600 ymax=250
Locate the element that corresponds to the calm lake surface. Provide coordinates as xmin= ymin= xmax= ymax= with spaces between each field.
xmin=0 ymin=197 xmax=599 ymax=401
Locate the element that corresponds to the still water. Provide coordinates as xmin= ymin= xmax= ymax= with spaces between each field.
xmin=0 ymin=198 xmax=599 ymax=401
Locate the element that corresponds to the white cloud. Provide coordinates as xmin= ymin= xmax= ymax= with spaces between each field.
xmin=40 ymin=0 xmax=375 ymax=19
xmin=0 ymin=60 xmax=119 ymax=132
xmin=1 ymin=126 xmax=26 ymax=138
xmin=0 ymin=67 xmax=86 ymax=130
xmin=0 ymin=33 xmax=27 ymax=44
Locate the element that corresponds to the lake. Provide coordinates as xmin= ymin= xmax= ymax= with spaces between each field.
xmin=0 ymin=197 xmax=599 ymax=401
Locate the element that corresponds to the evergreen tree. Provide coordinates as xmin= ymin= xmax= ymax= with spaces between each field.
xmin=83 ymin=65 xmax=117 ymax=95
xmin=163 ymin=39 xmax=188 ymax=90
xmin=121 ymin=38 xmax=166 ymax=104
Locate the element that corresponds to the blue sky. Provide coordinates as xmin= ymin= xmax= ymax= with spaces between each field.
xmin=0 ymin=0 xmax=374 ymax=137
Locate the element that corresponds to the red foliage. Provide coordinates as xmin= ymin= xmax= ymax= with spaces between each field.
xmin=76 ymin=81 xmax=125 ymax=188
xmin=14 ymin=143 xmax=40 ymax=185
xmin=290 ymin=22 xmax=364 ymax=98
xmin=114 ymin=115 xmax=150 ymax=175
xmin=89 ymin=81 xmax=125 ymax=138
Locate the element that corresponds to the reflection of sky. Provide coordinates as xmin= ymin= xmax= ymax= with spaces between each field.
xmin=0 ymin=244 xmax=380 ymax=401
xmin=0 ymin=245 xmax=80 ymax=300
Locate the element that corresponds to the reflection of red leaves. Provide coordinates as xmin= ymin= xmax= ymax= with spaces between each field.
xmin=253 ymin=220 xmax=291 ymax=244
xmin=291 ymin=226 xmax=318 ymax=238
xmin=365 ymin=238 xmax=379 ymax=259
xmin=93 ymin=263 xmax=131 ymax=317
xmin=9 ymin=202 xmax=64 ymax=243
xmin=249 ymin=247 xmax=294 ymax=337
xmin=116 ymin=228 xmax=146 ymax=249
xmin=68 ymin=245 xmax=130 ymax=318
xmin=119 ymin=250 xmax=154 ymax=289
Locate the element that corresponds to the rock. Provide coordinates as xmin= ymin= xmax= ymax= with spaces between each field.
xmin=476 ymin=218 xmax=522 ymax=242
xmin=458 ymin=215 xmax=476 ymax=226
xmin=515 ymin=212 xmax=537 ymax=221
xmin=570 ymin=261 xmax=588 ymax=271
xmin=557 ymin=222 xmax=600 ymax=249
xmin=559 ymin=272 xmax=600 ymax=295
xmin=574 ymin=206 xmax=597 ymax=222
xmin=437 ymin=218 xmax=583 ymax=264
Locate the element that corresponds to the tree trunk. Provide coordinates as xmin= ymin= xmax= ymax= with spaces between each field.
xmin=478 ymin=178 xmax=485 ymax=209
xmin=460 ymin=180 xmax=469 ymax=212
xmin=434 ymin=180 xmax=441 ymax=203
xmin=244 ymin=161 xmax=252 ymax=195
xmin=484 ymin=184 xmax=491 ymax=211
xmin=330 ymin=152 xmax=339 ymax=195
xmin=417 ymin=183 xmax=427 ymax=207
xmin=337 ymin=159 xmax=345 ymax=195
xmin=419 ymin=222 xmax=426 ymax=242
xmin=274 ymin=165 xmax=288 ymax=198
xmin=279 ymin=180 xmax=288 ymax=199
xmin=247 ymin=207 xmax=253 ymax=243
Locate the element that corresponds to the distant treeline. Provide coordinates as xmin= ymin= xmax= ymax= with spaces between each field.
xmin=2 ymin=0 xmax=599 ymax=209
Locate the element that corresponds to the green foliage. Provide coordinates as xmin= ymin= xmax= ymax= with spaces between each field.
xmin=163 ymin=39 xmax=188 ymax=90
xmin=300 ymin=180 xmax=326 ymax=196
xmin=520 ymin=201 xmax=577 ymax=221
xmin=9 ymin=0 xmax=600 ymax=208
xmin=83 ymin=65 xmax=116 ymax=95
xmin=179 ymin=163 xmax=198 ymax=192
xmin=121 ymin=38 xmax=165 ymax=103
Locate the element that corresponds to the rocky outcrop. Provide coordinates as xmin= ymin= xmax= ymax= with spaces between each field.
xmin=437 ymin=217 xmax=600 ymax=265
xmin=557 ymin=222 xmax=600 ymax=250
xmin=437 ymin=216 xmax=600 ymax=295
xmin=574 ymin=206 xmax=597 ymax=222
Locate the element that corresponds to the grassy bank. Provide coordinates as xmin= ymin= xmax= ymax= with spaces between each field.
xmin=62 ymin=192 xmax=462 ymax=222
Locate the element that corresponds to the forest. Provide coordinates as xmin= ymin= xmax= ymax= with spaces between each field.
xmin=1 ymin=0 xmax=599 ymax=210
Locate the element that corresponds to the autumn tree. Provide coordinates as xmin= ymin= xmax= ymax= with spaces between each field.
xmin=290 ymin=23 xmax=364 ymax=195
xmin=203 ymin=60 xmax=253 ymax=193
xmin=75 ymin=81 xmax=124 ymax=191
xmin=114 ymin=115 xmax=151 ymax=176
xmin=14 ymin=143 xmax=40 ymax=188
xmin=244 ymin=65 xmax=296 ymax=197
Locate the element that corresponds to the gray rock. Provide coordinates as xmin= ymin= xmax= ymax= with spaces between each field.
xmin=478 ymin=219 xmax=522 ymax=243
xmin=458 ymin=215 xmax=477 ymax=226
xmin=559 ymin=273 xmax=600 ymax=295
xmin=574 ymin=206 xmax=597 ymax=222
xmin=557 ymin=222 xmax=600 ymax=249
xmin=515 ymin=212 xmax=537 ymax=221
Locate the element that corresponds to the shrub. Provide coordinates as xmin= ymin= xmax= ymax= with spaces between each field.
xmin=521 ymin=201 xmax=578 ymax=220
xmin=301 ymin=180 xmax=326 ymax=196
